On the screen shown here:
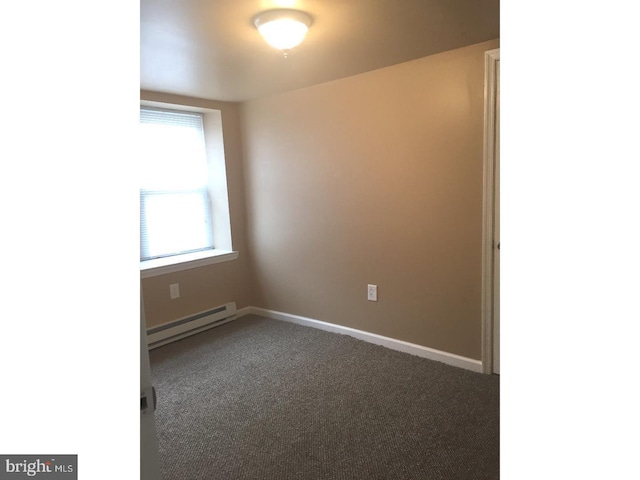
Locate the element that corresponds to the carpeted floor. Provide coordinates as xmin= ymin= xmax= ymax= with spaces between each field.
xmin=149 ymin=314 xmax=499 ymax=479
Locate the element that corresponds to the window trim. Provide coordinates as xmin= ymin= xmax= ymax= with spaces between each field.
xmin=139 ymin=99 xmax=235 ymax=277
xmin=140 ymin=249 xmax=239 ymax=278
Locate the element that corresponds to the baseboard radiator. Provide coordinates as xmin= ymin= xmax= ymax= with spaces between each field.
xmin=147 ymin=302 xmax=237 ymax=350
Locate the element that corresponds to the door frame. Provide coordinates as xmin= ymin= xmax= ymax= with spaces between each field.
xmin=481 ymin=48 xmax=500 ymax=374
xmin=141 ymin=291 xmax=162 ymax=479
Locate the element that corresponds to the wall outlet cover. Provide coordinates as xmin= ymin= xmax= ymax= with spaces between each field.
xmin=367 ymin=284 xmax=377 ymax=302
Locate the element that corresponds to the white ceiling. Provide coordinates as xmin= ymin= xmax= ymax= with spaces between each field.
xmin=140 ymin=0 xmax=500 ymax=102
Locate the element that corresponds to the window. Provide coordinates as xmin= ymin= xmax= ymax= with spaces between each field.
xmin=139 ymin=104 xmax=236 ymax=277
xmin=140 ymin=107 xmax=213 ymax=261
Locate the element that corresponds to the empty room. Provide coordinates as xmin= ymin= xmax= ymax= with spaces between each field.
xmin=140 ymin=1 xmax=500 ymax=478
xmin=6 ymin=2 xmax=639 ymax=479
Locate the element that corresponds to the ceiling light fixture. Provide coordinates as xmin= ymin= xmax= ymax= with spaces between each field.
xmin=253 ymin=9 xmax=312 ymax=55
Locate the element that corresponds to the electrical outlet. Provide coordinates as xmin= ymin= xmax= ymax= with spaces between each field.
xmin=169 ymin=283 xmax=180 ymax=299
xmin=367 ymin=284 xmax=377 ymax=302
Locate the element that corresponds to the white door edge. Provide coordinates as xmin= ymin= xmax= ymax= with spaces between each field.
xmin=481 ymin=48 xmax=500 ymax=374
xmin=141 ymin=292 xmax=162 ymax=479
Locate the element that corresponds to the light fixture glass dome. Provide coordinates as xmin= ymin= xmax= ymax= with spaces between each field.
xmin=253 ymin=9 xmax=312 ymax=51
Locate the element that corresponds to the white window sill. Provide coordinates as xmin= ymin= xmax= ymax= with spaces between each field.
xmin=140 ymin=250 xmax=239 ymax=278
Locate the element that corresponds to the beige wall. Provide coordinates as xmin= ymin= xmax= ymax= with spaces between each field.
xmin=139 ymin=91 xmax=256 ymax=328
xmin=240 ymin=39 xmax=499 ymax=359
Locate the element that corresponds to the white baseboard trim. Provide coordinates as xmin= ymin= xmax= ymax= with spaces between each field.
xmin=238 ymin=306 xmax=483 ymax=373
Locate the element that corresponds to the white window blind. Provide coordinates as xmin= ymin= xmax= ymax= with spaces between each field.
xmin=140 ymin=107 xmax=214 ymax=261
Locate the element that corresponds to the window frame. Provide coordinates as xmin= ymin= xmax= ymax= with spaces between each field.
xmin=139 ymin=100 xmax=237 ymax=277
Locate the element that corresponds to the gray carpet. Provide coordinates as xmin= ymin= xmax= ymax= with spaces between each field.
xmin=149 ymin=314 xmax=499 ymax=479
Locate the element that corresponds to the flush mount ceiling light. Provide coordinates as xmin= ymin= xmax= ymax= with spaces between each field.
xmin=253 ymin=9 xmax=312 ymax=53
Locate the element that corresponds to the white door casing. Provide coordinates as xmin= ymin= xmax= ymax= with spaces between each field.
xmin=493 ymin=59 xmax=500 ymax=374
xmin=141 ymin=292 xmax=162 ymax=479
xmin=482 ymin=48 xmax=500 ymax=374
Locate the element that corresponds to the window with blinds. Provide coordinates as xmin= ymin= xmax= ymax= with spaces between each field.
xmin=140 ymin=107 xmax=214 ymax=261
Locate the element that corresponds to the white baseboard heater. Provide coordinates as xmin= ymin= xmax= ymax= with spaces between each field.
xmin=146 ymin=302 xmax=237 ymax=350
